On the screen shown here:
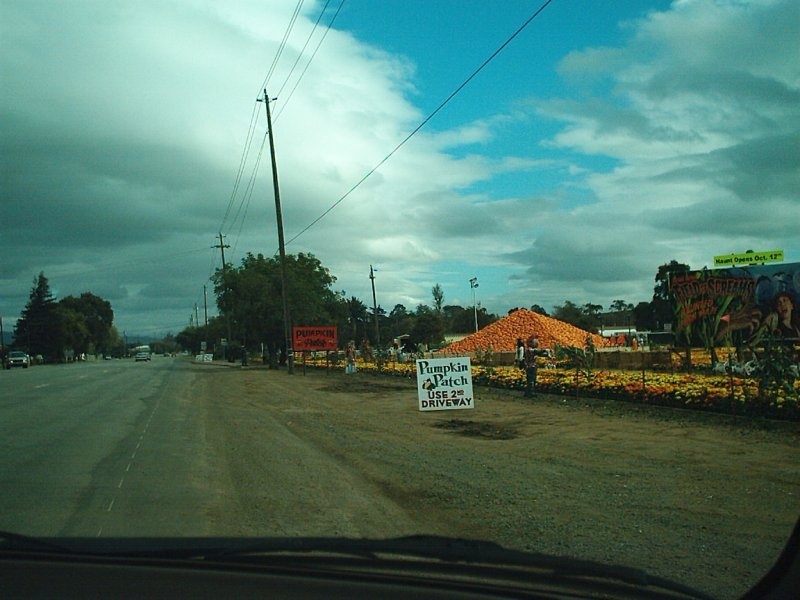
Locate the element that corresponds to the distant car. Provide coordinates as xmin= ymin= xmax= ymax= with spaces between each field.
xmin=6 ymin=351 xmax=31 ymax=369
xmin=134 ymin=352 xmax=151 ymax=362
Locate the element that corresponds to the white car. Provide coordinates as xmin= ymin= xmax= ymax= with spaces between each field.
xmin=6 ymin=350 xmax=31 ymax=369
xmin=134 ymin=351 xmax=151 ymax=362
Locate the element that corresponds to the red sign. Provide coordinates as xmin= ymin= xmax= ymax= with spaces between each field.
xmin=293 ymin=326 xmax=337 ymax=351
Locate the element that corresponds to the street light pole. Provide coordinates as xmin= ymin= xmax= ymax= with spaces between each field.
xmin=469 ymin=277 xmax=479 ymax=332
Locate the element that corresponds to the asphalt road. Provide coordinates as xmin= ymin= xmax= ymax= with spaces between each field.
xmin=3 ymin=357 xmax=797 ymax=597
xmin=0 ymin=356 xmax=212 ymax=537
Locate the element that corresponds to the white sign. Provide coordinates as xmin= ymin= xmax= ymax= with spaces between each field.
xmin=416 ymin=357 xmax=474 ymax=411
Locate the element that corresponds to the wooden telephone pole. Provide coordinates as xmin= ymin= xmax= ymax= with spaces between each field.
xmin=212 ymin=232 xmax=232 ymax=360
xmin=370 ymin=265 xmax=380 ymax=348
xmin=259 ymin=89 xmax=293 ymax=374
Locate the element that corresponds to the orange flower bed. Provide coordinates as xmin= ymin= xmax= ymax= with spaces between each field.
xmin=444 ymin=308 xmax=610 ymax=353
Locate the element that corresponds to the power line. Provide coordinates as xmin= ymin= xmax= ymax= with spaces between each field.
xmin=219 ymin=0 xmax=306 ymax=239
xmin=228 ymin=128 xmax=270 ymax=258
xmin=274 ymin=0 xmax=332 ymax=101
xmin=258 ymin=0 xmax=306 ymax=94
xmin=285 ymin=0 xmax=556 ymax=246
xmin=220 ymin=0 xmax=339 ymax=255
xmin=275 ymin=0 xmax=346 ymax=123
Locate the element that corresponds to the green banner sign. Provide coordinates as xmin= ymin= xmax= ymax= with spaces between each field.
xmin=713 ymin=250 xmax=783 ymax=267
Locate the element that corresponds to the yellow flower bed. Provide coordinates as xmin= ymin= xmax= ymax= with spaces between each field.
xmin=302 ymin=356 xmax=799 ymax=419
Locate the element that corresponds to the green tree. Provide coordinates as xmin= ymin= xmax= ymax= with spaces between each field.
xmin=344 ymin=296 xmax=369 ymax=344
xmin=529 ymin=304 xmax=549 ymax=316
xmin=385 ymin=304 xmax=415 ymax=342
xmin=432 ymin=284 xmax=444 ymax=313
xmin=53 ymin=305 xmax=91 ymax=356
xmin=582 ymin=303 xmax=603 ymax=333
xmin=412 ymin=305 xmax=445 ymax=348
xmin=14 ymin=272 xmax=58 ymax=358
xmin=59 ymin=292 xmax=114 ymax=355
xmin=212 ymin=252 xmax=339 ymax=366
xmin=653 ymin=260 xmax=690 ymax=331
xmin=609 ymin=299 xmax=633 ymax=313
xmin=553 ymin=300 xmax=590 ymax=331
xmin=633 ymin=301 xmax=658 ymax=331
xmin=442 ymin=304 xmax=473 ymax=333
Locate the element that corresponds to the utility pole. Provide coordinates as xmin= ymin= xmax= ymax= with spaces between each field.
xmin=212 ymin=233 xmax=232 ymax=361
xmin=203 ymin=285 xmax=209 ymax=328
xmin=369 ymin=265 xmax=380 ymax=348
xmin=259 ymin=89 xmax=293 ymax=374
xmin=213 ymin=232 xmax=229 ymax=267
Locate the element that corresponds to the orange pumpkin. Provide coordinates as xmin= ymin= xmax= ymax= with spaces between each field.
xmin=444 ymin=308 xmax=609 ymax=353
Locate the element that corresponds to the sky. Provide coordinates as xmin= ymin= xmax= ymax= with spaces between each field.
xmin=2 ymin=0 xmax=799 ymax=339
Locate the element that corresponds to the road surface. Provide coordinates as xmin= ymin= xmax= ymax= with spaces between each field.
xmin=1 ymin=356 xmax=798 ymax=598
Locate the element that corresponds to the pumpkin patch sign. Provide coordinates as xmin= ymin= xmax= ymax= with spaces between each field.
xmin=416 ymin=356 xmax=474 ymax=412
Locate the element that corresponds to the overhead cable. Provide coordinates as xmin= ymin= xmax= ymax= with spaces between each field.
xmin=285 ymin=0 xmax=556 ymax=246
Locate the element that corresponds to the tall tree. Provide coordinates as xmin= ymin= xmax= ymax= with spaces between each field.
xmin=553 ymin=300 xmax=600 ymax=332
xmin=59 ymin=292 xmax=114 ymax=354
xmin=212 ymin=252 xmax=340 ymax=364
xmin=53 ymin=305 xmax=91 ymax=355
xmin=431 ymin=284 xmax=444 ymax=314
xmin=609 ymin=299 xmax=633 ymax=313
xmin=583 ymin=303 xmax=604 ymax=333
xmin=385 ymin=304 xmax=414 ymax=342
xmin=443 ymin=304 xmax=474 ymax=333
xmin=529 ymin=304 xmax=549 ymax=316
xmin=653 ymin=260 xmax=691 ymax=330
xmin=553 ymin=300 xmax=584 ymax=328
xmin=412 ymin=306 xmax=445 ymax=348
xmin=633 ymin=301 xmax=657 ymax=332
xmin=344 ymin=297 xmax=369 ymax=343
xmin=14 ymin=272 xmax=58 ymax=358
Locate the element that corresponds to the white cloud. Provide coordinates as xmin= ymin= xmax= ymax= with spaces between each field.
xmin=505 ymin=0 xmax=800 ymax=311
xmin=2 ymin=0 xmax=798 ymax=335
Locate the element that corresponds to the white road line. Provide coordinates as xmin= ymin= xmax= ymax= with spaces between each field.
xmin=107 ymin=498 xmax=115 ymax=512
xmin=118 ymin=478 xmax=124 ymax=489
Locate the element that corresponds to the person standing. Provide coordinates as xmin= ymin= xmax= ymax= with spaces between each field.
xmin=523 ymin=336 xmax=546 ymax=398
xmin=515 ymin=338 xmax=525 ymax=369
xmin=345 ymin=340 xmax=357 ymax=374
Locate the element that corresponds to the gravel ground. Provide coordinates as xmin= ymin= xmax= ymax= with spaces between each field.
xmin=195 ymin=363 xmax=800 ymax=599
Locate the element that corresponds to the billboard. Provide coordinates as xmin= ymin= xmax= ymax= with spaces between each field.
xmin=292 ymin=326 xmax=337 ymax=351
xmin=670 ymin=262 xmax=800 ymax=345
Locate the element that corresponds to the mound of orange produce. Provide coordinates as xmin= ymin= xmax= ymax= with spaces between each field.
xmin=444 ymin=308 xmax=609 ymax=353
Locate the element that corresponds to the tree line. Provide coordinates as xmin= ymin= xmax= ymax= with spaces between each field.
xmin=174 ymin=253 xmax=502 ymax=365
xmin=9 ymin=272 xmax=120 ymax=361
xmin=5 ymin=259 xmax=689 ymax=364
xmin=176 ymin=252 xmax=688 ymax=364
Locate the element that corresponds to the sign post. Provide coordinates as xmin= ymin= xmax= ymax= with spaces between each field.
xmin=416 ymin=356 xmax=474 ymax=411
xmin=292 ymin=327 xmax=338 ymax=374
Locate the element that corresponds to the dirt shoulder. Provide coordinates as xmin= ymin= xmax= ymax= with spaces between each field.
xmin=195 ymin=363 xmax=800 ymax=598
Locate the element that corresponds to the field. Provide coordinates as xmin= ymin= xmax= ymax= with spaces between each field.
xmin=199 ymin=363 xmax=800 ymax=598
